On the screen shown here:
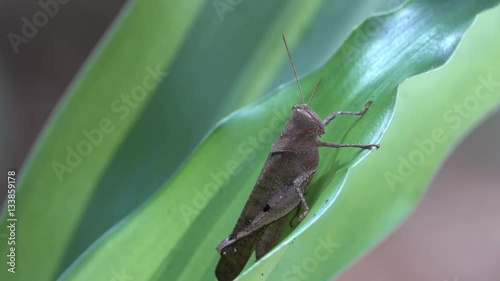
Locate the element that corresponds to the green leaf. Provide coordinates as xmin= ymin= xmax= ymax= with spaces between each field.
xmin=55 ymin=0 xmax=500 ymax=281
xmin=242 ymin=5 xmax=500 ymax=281
xmin=0 ymin=1 xmax=207 ymax=281
xmin=3 ymin=0 xmax=500 ymax=281
xmin=1 ymin=1 xmax=391 ymax=280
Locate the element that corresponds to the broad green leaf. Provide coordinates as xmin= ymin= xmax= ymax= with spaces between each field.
xmin=243 ymin=4 xmax=500 ymax=281
xmin=57 ymin=0 xmax=500 ymax=281
xmin=0 ymin=1 xmax=206 ymax=281
xmin=1 ymin=1 xmax=392 ymax=280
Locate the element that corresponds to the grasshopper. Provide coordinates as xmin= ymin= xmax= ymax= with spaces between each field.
xmin=215 ymin=34 xmax=379 ymax=281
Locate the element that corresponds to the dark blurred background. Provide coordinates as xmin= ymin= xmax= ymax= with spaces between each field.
xmin=0 ymin=1 xmax=498 ymax=281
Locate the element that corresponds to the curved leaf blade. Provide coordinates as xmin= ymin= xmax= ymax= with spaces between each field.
xmin=59 ymin=0 xmax=499 ymax=281
xmin=0 ymin=1 xmax=393 ymax=281
xmin=243 ymin=1 xmax=500 ymax=280
xmin=0 ymin=1 xmax=205 ymax=281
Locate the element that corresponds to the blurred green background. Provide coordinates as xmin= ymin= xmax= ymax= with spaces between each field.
xmin=0 ymin=0 xmax=499 ymax=280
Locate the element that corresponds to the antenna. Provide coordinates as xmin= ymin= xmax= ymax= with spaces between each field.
xmin=308 ymin=77 xmax=323 ymax=105
xmin=282 ymin=33 xmax=304 ymax=103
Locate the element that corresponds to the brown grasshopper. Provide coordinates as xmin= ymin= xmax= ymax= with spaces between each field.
xmin=215 ymin=34 xmax=379 ymax=281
